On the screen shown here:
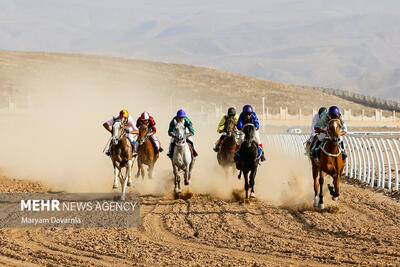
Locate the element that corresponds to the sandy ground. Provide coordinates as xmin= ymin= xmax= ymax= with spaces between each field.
xmin=0 ymin=174 xmax=399 ymax=267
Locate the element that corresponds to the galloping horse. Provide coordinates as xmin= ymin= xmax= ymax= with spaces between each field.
xmin=136 ymin=123 xmax=159 ymax=179
xmin=236 ymin=123 xmax=259 ymax=199
xmin=171 ymin=122 xmax=194 ymax=193
xmin=110 ymin=119 xmax=134 ymax=201
xmin=217 ymin=116 xmax=237 ymax=176
xmin=310 ymin=116 xmax=346 ymax=209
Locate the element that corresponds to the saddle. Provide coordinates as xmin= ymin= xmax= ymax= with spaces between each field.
xmin=148 ymin=138 xmax=159 ymax=154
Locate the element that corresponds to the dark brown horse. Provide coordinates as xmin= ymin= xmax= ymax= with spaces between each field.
xmin=136 ymin=123 xmax=159 ymax=179
xmin=110 ymin=118 xmax=134 ymax=201
xmin=217 ymin=116 xmax=237 ymax=176
xmin=310 ymin=115 xmax=346 ymax=209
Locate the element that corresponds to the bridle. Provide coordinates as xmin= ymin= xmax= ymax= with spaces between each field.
xmin=138 ymin=124 xmax=152 ymax=145
xmin=174 ymin=123 xmax=187 ymax=147
xmin=320 ymin=118 xmax=343 ymax=157
xmin=112 ymin=119 xmax=126 ymax=145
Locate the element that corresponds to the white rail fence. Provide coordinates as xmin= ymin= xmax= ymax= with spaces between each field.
xmin=264 ymin=134 xmax=400 ymax=191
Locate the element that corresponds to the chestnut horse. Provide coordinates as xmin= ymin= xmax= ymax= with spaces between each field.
xmin=136 ymin=123 xmax=159 ymax=179
xmin=110 ymin=119 xmax=133 ymax=201
xmin=217 ymin=116 xmax=237 ymax=176
xmin=310 ymin=115 xmax=346 ymax=209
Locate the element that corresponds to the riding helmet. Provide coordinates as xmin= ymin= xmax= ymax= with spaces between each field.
xmin=177 ymin=109 xmax=186 ymax=118
xmin=328 ymin=106 xmax=340 ymax=118
xmin=242 ymin=105 xmax=253 ymax=113
xmin=140 ymin=112 xmax=150 ymax=120
xmin=227 ymin=107 xmax=236 ymax=116
xmin=318 ymin=107 xmax=327 ymax=117
xmin=119 ymin=109 xmax=129 ymax=118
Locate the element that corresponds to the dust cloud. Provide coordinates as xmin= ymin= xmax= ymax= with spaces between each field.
xmin=0 ymin=56 xmax=315 ymax=207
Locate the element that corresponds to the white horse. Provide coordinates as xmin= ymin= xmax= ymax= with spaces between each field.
xmin=171 ymin=122 xmax=194 ymax=193
xmin=110 ymin=119 xmax=134 ymax=201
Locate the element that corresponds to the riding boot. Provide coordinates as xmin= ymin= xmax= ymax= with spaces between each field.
xmin=167 ymin=143 xmax=175 ymax=159
xmin=213 ymin=136 xmax=224 ymax=152
xmin=310 ymin=140 xmax=321 ymax=158
xmin=131 ymin=141 xmax=137 ymax=157
xmin=159 ymin=147 xmax=164 ymax=153
xmin=340 ymin=141 xmax=347 ymax=161
xmin=260 ymin=150 xmax=266 ymax=162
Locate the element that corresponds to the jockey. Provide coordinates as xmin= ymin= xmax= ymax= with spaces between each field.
xmin=135 ymin=111 xmax=164 ymax=153
xmin=307 ymin=107 xmax=327 ymax=144
xmin=167 ymin=109 xmax=198 ymax=159
xmin=213 ymin=107 xmax=239 ymax=152
xmin=103 ymin=109 xmax=139 ymax=156
xmin=310 ymin=106 xmax=348 ymax=160
xmin=235 ymin=104 xmax=266 ymax=162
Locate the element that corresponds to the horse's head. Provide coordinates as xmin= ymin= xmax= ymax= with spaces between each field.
xmin=223 ymin=116 xmax=236 ymax=136
xmin=112 ymin=119 xmax=126 ymax=145
xmin=242 ymin=123 xmax=255 ymax=147
xmin=138 ymin=123 xmax=149 ymax=145
xmin=174 ymin=122 xmax=186 ymax=145
xmin=327 ymin=114 xmax=342 ymax=144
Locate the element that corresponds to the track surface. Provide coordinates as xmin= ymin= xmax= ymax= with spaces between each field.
xmin=0 ymin=175 xmax=399 ymax=266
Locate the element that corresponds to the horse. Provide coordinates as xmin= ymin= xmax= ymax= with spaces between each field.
xmin=310 ymin=116 xmax=346 ymax=209
xmin=171 ymin=122 xmax=194 ymax=194
xmin=217 ymin=116 xmax=237 ymax=176
xmin=136 ymin=123 xmax=159 ymax=179
xmin=110 ymin=118 xmax=134 ymax=201
xmin=236 ymin=123 xmax=259 ymax=200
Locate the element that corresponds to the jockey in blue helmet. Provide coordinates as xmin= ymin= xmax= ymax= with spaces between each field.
xmin=310 ymin=105 xmax=347 ymax=160
xmin=235 ymin=104 xmax=266 ymax=162
xmin=167 ymin=109 xmax=198 ymax=158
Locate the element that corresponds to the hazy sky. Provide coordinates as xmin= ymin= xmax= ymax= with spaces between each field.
xmin=1 ymin=0 xmax=400 ymax=98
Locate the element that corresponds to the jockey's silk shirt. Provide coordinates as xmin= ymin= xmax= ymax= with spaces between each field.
xmin=315 ymin=111 xmax=348 ymax=132
xmin=217 ymin=114 xmax=239 ymax=133
xmin=237 ymin=112 xmax=260 ymax=130
xmin=168 ymin=116 xmax=195 ymax=136
xmin=106 ymin=115 xmax=138 ymax=143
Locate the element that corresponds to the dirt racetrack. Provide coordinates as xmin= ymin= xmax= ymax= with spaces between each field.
xmin=0 ymin=175 xmax=399 ymax=266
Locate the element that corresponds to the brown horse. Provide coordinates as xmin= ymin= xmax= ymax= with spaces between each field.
xmin=110 ymin=119 xmax=134 ymax=201
xmin=217 ymin=116 xmax=237 ymax=176
xmin=136 ymin=123 xmax=159 ymax=179
xmin=310 ymin=115 xmax=346 ymax=209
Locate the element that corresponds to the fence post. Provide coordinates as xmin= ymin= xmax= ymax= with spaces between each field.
xmin=374 ymin=138 xmax=385 ymax=187
xmin=386 ymin=139 xmax=397 ymax=191
xmin=366 ymin=139 xmax=375 ymax=184
xmin=370 ymin=138 xmax=380 ymax=188
xmin=361 ymin=138 xmax=371 ymax=183
xmin=381 ymin=138 xmax=391 ymax=189
xmin=392 ymin=139 xmax=400 ymax=190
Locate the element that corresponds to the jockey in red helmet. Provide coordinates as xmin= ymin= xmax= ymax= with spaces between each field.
xmin=103 ymin=109 xmax=139 ymax=156
xmin=135 ymin=111 xmax=163 ymax=153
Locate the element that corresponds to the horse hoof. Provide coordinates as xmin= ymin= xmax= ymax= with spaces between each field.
xmin=113 ymin=185 xmax=118 ymax=189
xmin=127 ymin=181 xmax=132 ymax=187
xmin=313 ymin=199 xmax=319 ymax=207
xmin=184 ymin=180 xmax=189 ymax=186
xmin=174 ymin=188 xmax=181 ymax=194
xmin=250 ymin=192 xmax=256 ymax=198
xmin=319 ymin=203 xmax=325 ymax=209
xmin=332 ymin=196 xmax=339 ymax=201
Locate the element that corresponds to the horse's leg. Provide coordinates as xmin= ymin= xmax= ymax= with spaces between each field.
xmin=148 ymin=161 xmax=155 ymax=179
xmin=127 ymin=160 xmax=133 ymax=187
xmin=312 ymin=162 xmax=319 ymax=207
xmin=113 ymin=164 xmax=119 ymax=189
xmin=140 ymin=162 xmax=145 ymax=179
xmin=249 ymin=168 xmax=257 ymax=198
xmin=121 ymin=167 xmax=129 ymax=201
xmin=332 ymin=172 xmax=340 ymax=200
xmin=188 ymin=156 xmax=195 ymax=180
xmin=135 ymin=159 xmax=141 ymax=178
xmin=318 ymin=171 xmax=326 ymax=209
xmin=173 ymin=163 xmax=180 ymax=193
xmin=238 ymin=170 xmax=242 ymax=180
xmin=244 ymin=171 xmax=249 ymax=199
